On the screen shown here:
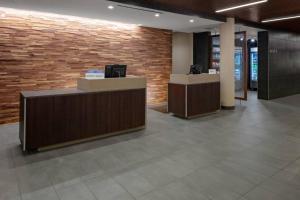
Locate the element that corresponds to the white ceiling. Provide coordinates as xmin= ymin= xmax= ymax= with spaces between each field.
xmin=0 ymin=0 xmax=222 ymax=32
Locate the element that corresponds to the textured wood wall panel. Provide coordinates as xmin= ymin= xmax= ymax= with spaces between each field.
xmin=0 ymin=12 xmax=172 ymax=124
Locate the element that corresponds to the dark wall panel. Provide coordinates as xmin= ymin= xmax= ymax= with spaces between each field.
xmin=258 ymin=31 xmax=300 ymax=100
xmin=193 ymin=32 xmax=211 ymax=73
xmin=258 ymin=31 xmax=269 ymax=100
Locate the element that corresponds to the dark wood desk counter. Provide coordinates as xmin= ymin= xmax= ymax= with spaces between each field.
xmin=19 ymin=77 xmax=146 ymax=151
xmin=168 ymin=74 xmax=220 ymax=118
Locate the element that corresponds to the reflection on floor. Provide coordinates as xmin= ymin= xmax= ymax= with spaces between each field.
xmin=1 ymin=92 xmax=300 ymax=200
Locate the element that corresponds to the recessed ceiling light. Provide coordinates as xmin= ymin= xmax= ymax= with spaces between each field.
xmin=189 ymin=19 xmax=194 ymax=23
xmin=240 ymin=37 xmax=244 ymax=41
xmin=108 ymin=5 xmax=114 ymax=10
xmin=251 ymin=38 xmax=256 ymax=42
xmin=216 ymin=0 xmax=268 ymax=13
xmin=155 ymin=13 xmax=160 ymax=17
xmin=262 ymin=15 xmax=300 ymax=23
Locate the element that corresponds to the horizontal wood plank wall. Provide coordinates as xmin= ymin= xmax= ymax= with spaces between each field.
xmin=0 ymin=11 xmax=172 ymax=124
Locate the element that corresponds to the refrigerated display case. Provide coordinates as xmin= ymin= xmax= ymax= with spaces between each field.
xmin=211 ymin=32 xmax=247 ymax=100
xmin=211 ymin=36 xmax=220 ymax=71
xmin=250 ymin=47 xmax=258 ymax=90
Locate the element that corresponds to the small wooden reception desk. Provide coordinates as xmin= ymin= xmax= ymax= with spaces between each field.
xmin=168 ymin=74 xmax=220 ymax=119
xmin=19 ymin=77 xmax=146 ymax=151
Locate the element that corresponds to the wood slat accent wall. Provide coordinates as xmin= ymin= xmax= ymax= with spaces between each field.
xmin=0 ymin=12 xmax=172 ymax=124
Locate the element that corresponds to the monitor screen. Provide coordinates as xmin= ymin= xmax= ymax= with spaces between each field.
xmin=189 ymin=64 xmax=203 ymax=74
xmin=105 ymin=65 xmax=127 ymax=78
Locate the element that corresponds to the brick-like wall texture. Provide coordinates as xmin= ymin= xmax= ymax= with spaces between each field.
xmin=0 ymin=11 xmax=172 ymax=124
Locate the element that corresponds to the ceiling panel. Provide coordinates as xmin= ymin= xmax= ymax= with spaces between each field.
xmin=0 ymin=0 xmax=222 ymax=32
xmin=111 ymin=0 xmax=300 ymax=33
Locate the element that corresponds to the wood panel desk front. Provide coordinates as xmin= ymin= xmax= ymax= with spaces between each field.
xmin=19 ymin=77 xmax=146 ymax=151
xmin=168 ymin=74 xmax=220 ymax=118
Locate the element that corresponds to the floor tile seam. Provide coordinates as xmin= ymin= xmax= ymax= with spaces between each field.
xmin=48 ymin=166 xmax=83 ymax=196
xmin=175 ymin=159 xmax=245 ymax=199
xmin=246 ymin=142 xmax=300 ymax=162
xmin=131 ymin=177 xmax=201 ymax=200
xmin=283 ymin=131 xmax=300 ymax=141
xmin=211 ymin=160 xmax=270 ymax=186
xmin=10 ymin=147 xmax=21 ymax=169
xmin=251 ymin=125 xmax=291 ymax=134
xmin=96 ymin=151 xmax=172 ymax=176
xmin=91 ymin=151 xmax=177 ymax=183
xmin=111 ymin=176 xmax=138 ymax=200
xmin=52 ymin=184 xmax=63 ymax=200
xmin=76 ymin=179 xmax=99 ymax=200
xmin=275 ymin=154 xmax=300 ymax=173
xmin=240 ymin=182 xmax=297 ymax=200
xmin=226 ymin=154 xmax=285 ymax=177
xmin=17 ymin=178 xmax=23 ymax=200
xmin=181 ymin=174 xmax=242 ymax=200
xmin=133 ymin=161 xmax=180 ymax=184
xmin=238 ymin=154 xmax=300 ymax=199
xmin=199 ymin=156 xmax=281 ymax=199
xmin=15 ymin=165 xmax=27 ymax=200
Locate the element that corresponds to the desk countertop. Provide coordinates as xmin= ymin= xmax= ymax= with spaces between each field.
xmin=169 ymin=74 xmax=220 ymax=85
xmin=21 ymin=88 xmax=86 ymax=98
xmin=21 ymin=77 xmax=147 ymax=98
xmin=77 ymin=76 xmax=146 ymax=92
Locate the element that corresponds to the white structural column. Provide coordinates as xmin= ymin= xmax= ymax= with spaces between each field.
xmin=219 ymin=18 xmax=235 ymax=109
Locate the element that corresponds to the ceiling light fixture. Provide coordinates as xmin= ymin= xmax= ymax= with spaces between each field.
xmin=108 ymin=5 xmax=114 ymax=10
xmin=189 ymin=19 xmax=194 ymax=23
xmin=262 ymin=15 xmax=300 ymax=23
xmin=215 ymin=0 xmax=268 ymax=13
xmin=155 ymin=13 xmax=160 ymax=17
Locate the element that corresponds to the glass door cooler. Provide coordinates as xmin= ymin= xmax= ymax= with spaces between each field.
xmin=249 ymin=47 xmax=258 ymax=90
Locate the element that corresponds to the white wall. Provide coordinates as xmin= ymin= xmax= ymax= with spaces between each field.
xmin=172 ymin=32 xmax=193 ymax=74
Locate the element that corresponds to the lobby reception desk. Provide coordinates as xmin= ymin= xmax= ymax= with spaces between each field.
xmin=168 ymin=74 xmax=220 ymax=118
xmin=19 ymin=77 xmax=146 ymax=151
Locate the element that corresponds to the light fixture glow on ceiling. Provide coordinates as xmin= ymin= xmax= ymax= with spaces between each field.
xmin=155 ymin=13 xmax=160 ymax=17
xmin=262 ymin=15 xmax=300 ymax=23
xmin=0 ymin=7 xmax=139 ymax=29
xmin=215 ymin=0 xmax=268 ymax=13
xmin=189 ymin=19 xmax=194 ymax=23
xmin=108 ymin=5 xmax=114 ymax=10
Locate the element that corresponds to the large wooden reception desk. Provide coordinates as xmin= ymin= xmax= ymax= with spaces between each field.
xmin=19 ymin=77 xmax=146 ymax=151
xmin=168 ymin=74 xmax=220 ymax=118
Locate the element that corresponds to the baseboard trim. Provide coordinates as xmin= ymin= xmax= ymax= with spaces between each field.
xmin=221 ymin=106 xmax=235 ymax=110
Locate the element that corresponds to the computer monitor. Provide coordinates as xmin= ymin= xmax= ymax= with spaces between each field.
xmin=105 ymin=64 xmax=127 ymax=78
xmin=189 ymin=64 xmax=203 ymax=74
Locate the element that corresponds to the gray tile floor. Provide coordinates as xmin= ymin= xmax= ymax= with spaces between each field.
xmin=1 ymin=92 xmax=300 ymax=200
